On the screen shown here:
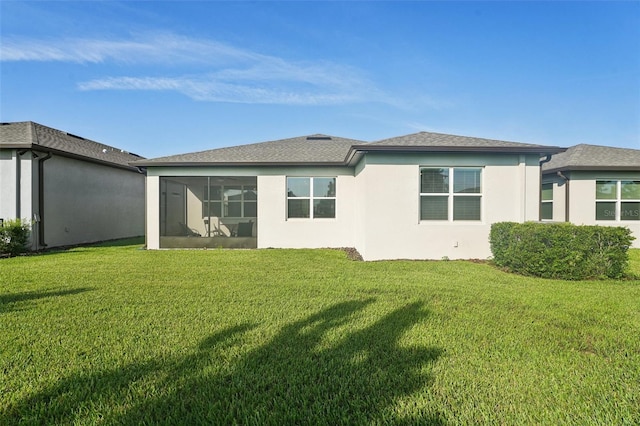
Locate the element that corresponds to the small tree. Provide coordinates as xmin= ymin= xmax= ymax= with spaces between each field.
xmin=0 ymin=219 xmax=31 ymax=256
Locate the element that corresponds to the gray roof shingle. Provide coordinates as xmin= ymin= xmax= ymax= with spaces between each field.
xmin=136 ymin=131 xmax=564 ymax=167
xmin=368 ymin=131 xmax=553 ymax=149
xmin=136 ymin=134 xmax=365 ymax=166
xmin=542 ymin=144 xmax=640 ymax=172
xmin=0 ymin=122 xmax=144 ymax=171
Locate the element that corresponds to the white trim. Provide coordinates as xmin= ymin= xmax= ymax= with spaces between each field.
xmin=286 ymin=176 xmax=337 ymax=220
xmin=595 ymin=180 xmax=640 ymax=222
xmin=419 ymin=167 xmax=483 ymax=223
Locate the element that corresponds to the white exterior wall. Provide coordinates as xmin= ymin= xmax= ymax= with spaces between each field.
xmin=355 ymin=153 xmax=541 ymax=260
xmin=42 ymin=155 xmax=145 ymax=247
xmin=146 ymin=176 xmax=160 ymax=249
xmin=566 ymin=172 xmax=640 ymax=248
xmin=257 ymin=175 xmax=357 ymax=249
xmin=0 ymin=149 xmax=35 ymax=222
xmin=144 ymin=154 xmax=542 ymax=259
xmin=0 ymin=149 xmax=19 ymax=220
xmin=144 ymin=166 xmax=356 ymax=250
xmin=0 ymin=149 xmax=38 ymax=249
xmin=541 ymin=174 xmax=568 ymax=222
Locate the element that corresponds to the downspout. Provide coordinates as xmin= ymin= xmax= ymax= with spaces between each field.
xmin=37 ymin=152 xmax=52 ymax=248
xmin=539 ymin=154 xmax=553 ymax=221
xmin=556 ymin=171 xmax=569 ymax=222
xmin=16 ymin=150 xmax=29 ymax=219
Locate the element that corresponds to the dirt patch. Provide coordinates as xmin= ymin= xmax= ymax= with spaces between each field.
xmin=341 ymin=247 xmax=363 ymax=261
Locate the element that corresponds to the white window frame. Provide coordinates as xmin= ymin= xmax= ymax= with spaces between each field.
xmin=596 ymin=180 xmax=640 ymax=222
xmin=541 ymin=182 xmax=554 ymax=221
xmin=286 ymin=177 xmax=337 ymax=219
xmin=419 ymin=167 xmax=483 ymax=222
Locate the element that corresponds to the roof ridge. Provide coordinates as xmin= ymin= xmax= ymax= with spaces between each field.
xmin=28 ymin=121 xmax=37 ymax=145
xmin=368 ymin=130 xmax=553 ymax=148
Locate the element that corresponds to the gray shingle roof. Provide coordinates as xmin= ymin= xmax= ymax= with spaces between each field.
xmin=135 ymin=134 xmax=365 ymax=166
xmin=368 ymin=131 xmax=554 ymax=149
xmin=0 ymin=121 xmax=144 ymax=171
xmin=136 ymin=131 xmax=564 ymax=167
xmin=542 ymin=144 xmax=640 ymax=172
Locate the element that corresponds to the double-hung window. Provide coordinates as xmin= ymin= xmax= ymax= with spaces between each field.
xmin=420 ymin=167 xmax=482 ymax=221
xmin=287 ymin=177 xmax=336 ymax=219
xmin=596 ymin=180 xmax=640 ymax=221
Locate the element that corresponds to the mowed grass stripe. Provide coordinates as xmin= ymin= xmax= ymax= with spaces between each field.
xmin=1 ymin=241 xmax=639 ymax=424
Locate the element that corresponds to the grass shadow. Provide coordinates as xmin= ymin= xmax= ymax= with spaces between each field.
xmin=0 ymin=287 xmax=94 ymax=314
xmin=2 ymin=300 xmax=444 ymax=424
xmin=87 ymin=237 xmax=145 ymax=248
xmin=28 ymin=237 xmax=146 ymax=257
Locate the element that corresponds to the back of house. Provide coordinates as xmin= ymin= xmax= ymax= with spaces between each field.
xmin=0 ymin=121 xmax=146 ymax=250
xmin=135 ymin=131 xmax=564 ymax=260
xmin=541 ymin=143 xmax=640 ymax=248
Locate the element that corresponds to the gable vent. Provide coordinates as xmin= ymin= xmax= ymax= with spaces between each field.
xmin=306 ymin=136 xmax=332 ymax=140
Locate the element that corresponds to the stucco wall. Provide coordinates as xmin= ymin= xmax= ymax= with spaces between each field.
xmin=541 ymin=174 xmax=568 ymax=222
xmin=145 ymin=167 xmax=356 ymax=250
xmin=0 ymin=149 xmax=39 ymax=249
xmin=146 ymin=176 xmax=160 ymax=249
xmin=144 ymin=154 xmax=542 ymax=259
xmin=257 ymin=175 xmax=357 ymax=249
xmin=565 ymin=171 xmax=640 ymax=248
xmin=0 ymin=149 xmax=18 ymax=220
xmin=355 ymin=153 xmax=541 ymax=260
xmin=42 ymin=155 xmax=145 ymax=247
xmin=0 ymin=149 xmax=35 ymax=221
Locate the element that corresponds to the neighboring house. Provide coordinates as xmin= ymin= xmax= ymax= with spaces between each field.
xmin=541 ymin=143 xmax=640 ymax=248
xmin=135 ymin=132 xmax=563 ymax=260
xmin=0 ymin=121 xmax=146 ymax=250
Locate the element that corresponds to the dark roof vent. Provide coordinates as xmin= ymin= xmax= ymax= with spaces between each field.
xmin=66 ymin=132 xmax=87 ymax=140
xmin=306 ymin=136 xmax=332 ymax=141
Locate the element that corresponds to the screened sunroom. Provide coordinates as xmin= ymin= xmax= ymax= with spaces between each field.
xmin=159 ymin=176 xmax=257 ymax=248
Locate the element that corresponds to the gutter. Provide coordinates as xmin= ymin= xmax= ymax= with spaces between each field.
xmin=131 ymin=160 xmax=349 ymax=168
xmin=3 ymin=143 xmax=142 ymax=173
xmin=346 ymin=144 xmax=566 ymax=155
xmin=543 ymin=165 xmax=639 ymax=173
xmin=135 ymin=145 xmax=567 ymax=168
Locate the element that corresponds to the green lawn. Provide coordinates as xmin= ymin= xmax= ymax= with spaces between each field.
xmin=1 ymin=241 xmax=639 ymax=425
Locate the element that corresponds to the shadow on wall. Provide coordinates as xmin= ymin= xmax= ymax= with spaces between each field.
xmin=2 ymin=300 xmax=445 ymax=424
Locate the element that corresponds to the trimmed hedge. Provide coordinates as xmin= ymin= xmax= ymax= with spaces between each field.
xmin=0 ymin=218 xmax=31 ymax=257
xmin=490 ymin=222 xmax=634 ymax=280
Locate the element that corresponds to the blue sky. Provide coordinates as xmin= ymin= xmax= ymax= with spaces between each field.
xmin=1 ymin=1 xmax=639 ymax=158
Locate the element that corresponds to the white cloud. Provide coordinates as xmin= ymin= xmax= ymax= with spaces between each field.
xmin=0 ymin=32 xmax=257 ymax=65
xmin=78 ymin=74 xmax=367 ymax=105
xmin=2 ymin=32 xmax=388 ymax=105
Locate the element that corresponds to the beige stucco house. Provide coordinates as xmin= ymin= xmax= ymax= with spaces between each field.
xmin=135 ymin=132 xmax=563 ymax=260
xmin=0 ymin=122 xmax=146 ymax=250
xmin=541 ymin=144 xmax=640 ymax=248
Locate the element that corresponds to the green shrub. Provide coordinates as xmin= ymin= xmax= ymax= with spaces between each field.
xmin=0 ymin=218 xmax=31 ymax=256
xmin=489 ymin=222 xmax=634 ymax=280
